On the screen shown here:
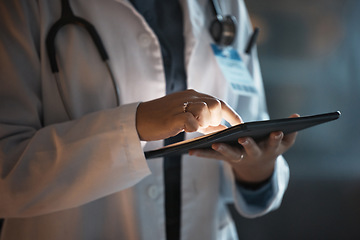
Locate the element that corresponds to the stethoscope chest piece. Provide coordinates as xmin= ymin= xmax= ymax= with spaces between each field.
xmin=209 ymin=15 xmax=237 ymax=46
xmin=209 ymin=0 xmax=237 ymax=47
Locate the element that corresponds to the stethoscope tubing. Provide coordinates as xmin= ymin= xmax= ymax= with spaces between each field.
xmin=46 ymin=0 xmax=120 ymax=119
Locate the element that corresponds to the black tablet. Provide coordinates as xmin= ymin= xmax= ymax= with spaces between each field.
xmin=144 ymin=111 xmax=341 ymax=159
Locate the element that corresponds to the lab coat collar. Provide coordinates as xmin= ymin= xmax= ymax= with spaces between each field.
xmin=110 ymin=0 xmax=207 ymax=75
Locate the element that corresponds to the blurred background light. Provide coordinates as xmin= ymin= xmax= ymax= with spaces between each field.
xmin=231 ymin=1 xmax=360 ymax=239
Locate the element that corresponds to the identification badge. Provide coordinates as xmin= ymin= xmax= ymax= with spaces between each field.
xmin=211 ymin=43 xmax=258 ymax=96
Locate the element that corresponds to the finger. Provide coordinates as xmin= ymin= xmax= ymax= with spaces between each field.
xmin=182 ymin=112 xmax=200 ymax=132
xmin=168 ymin=112 xmax=200 ymax=135
xmin=198 ymin=125 xmax=227 ymax=134
xmin=185 ymin=90 xmax=242 ymax=126
xmin=189 ymin=148 xmax=224 ymax=160
xmin=264 ymin=131 xmax=284 ymax=155
xmin=282 ymin=131 xmax=297 ymax=148
xmin=237 ymin=137 xmax=261 ymax=158
xmin=186 ymin=99 xmax=224 ymax=127
xmin=279 ymin=113 xmax=299 ymax=148
xmin=289 ymin=113 xmax=300 ymax=118
xmin=212 ymin=143 xmax=244 ymax=160
xmin=185 ymin=102 xmax=211 ymax=127
xmin=219 ymin=100 xmax=243 ymax=126
xmin=202 ymin=98 xmax=223 ymax=126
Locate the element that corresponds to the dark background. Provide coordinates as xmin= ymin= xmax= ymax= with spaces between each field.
xmin=231 ymin=0 xmax=360 ymax=239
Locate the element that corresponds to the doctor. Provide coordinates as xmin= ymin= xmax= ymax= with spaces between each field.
xmin=0 ymin=0 xmax=297 ymax=240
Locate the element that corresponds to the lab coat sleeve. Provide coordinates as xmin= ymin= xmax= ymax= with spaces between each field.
xmin=0 ymin=0 xmax=151 ymax=218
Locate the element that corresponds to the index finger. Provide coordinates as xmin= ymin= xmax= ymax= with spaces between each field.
xmin=191 ymin=91 xmax=243 ymax=126
xmin=219 ymin=100 xmax=243 ymax=126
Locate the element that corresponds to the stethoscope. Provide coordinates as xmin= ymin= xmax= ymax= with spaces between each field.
xmin=46 ymin=0 xmax=120 ymax=120
xmin=46 ymin=0 xmax=256 ymax=119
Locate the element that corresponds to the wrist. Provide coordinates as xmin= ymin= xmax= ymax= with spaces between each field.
xmin=232 ymin=160 xmax=275 ymax=185
xmin=235 ymin=172 xmax=273 ymax=190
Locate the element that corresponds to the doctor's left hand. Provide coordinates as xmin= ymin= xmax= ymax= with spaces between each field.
xmin=189 ymin=114 xmax=299 ymax=185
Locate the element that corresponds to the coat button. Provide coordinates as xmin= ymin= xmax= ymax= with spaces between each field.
xmin=138 ymin=33 xmax=152 ymax=48
xmin=147 ymin=185 xmax=159 ymax=199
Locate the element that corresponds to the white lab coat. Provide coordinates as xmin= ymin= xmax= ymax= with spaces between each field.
xmin=0 ymin=0 xmax=289 ymax=239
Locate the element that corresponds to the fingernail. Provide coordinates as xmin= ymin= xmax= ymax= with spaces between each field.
xmin=238 ymin=138 xmax=249 ymax=145
xmin=212 ymin=144 xmax=222 ymax=151
xmin=189 ymin=150 xmax=199 ymax=156
xmin=275 ymin=132 xmax=283 ymax=140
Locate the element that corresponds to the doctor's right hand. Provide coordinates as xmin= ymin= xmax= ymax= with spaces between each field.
xmin=136 ymin=89 xmax=242 ymax=141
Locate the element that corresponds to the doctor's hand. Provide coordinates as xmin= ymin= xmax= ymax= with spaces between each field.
xmin=136 ymin=89 xmax=242 ymax=141
xmin=189 ymin=114 xmax=299 ymax=185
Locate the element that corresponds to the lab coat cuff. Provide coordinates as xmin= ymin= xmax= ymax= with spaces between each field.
xmin=114 ymin=102 xmax=151 ymax=176
xmin=229 ymin=155 xmax=289 ymax=218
